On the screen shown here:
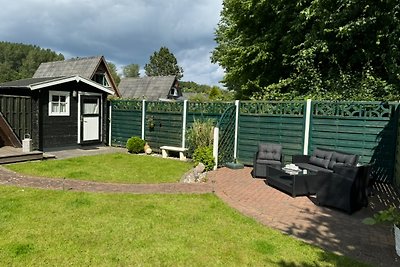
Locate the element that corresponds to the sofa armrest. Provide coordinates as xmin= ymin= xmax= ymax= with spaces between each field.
xmin=292 ymin=154 xmax=310 ymax=164
xmin=332 ymin=165 xmax=359 ymax=178
xmin=253 ymin=151 xmax=259 ymax=164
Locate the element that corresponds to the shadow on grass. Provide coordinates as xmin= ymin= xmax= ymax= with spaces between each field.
xmin=281 ymin=182 xmax=400 ymax=267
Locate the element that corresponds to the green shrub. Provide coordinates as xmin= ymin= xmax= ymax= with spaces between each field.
xmin=126 ymin=136 xmax=146 ymax=154
xmin=193 ymin=146 xmax=215 ymax=171
xmin=186 ymin=119 xmax=215 ymax=153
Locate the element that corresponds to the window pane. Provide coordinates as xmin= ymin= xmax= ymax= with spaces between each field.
xmin=52 ymin=103 xmax=59 ymax=113
xmin=52 ymin=95 xmax=59 ymax=102
xmin=60 ymin=103 xmax=66 ymax=112
xmin=49 ymin=92 xmax=69 ymax=116
xmin=84 ymin=102 xmax=99 ymax=114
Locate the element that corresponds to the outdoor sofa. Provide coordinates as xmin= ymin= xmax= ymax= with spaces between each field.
xmin=291 ymin=147 xmax=360 ymax=195
xmin=292 ymin=147 xmax=359 ymax=173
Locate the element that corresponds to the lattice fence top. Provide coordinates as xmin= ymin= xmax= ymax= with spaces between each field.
xmin=313 ymin=101 xmax=398 ymax=118
xmin=112 ymin=100 xmax=142 ymax=111
xmin=240 ymin=101 xmax=305 ymax=116
xmin=145 ymin=101 xmax=184 ymax=113
xmin=188 ymin=102 xmax=233 ymax=114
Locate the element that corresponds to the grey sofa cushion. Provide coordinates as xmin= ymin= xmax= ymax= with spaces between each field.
xmin=257 ymin=143 xmax=282 ymax=161
xmin=297 ymin=163 xmax=334 ymax=173
xmin=256 ymin=159 xmax=281 ymax=166
xmin=328 ymin=151 xmax=358 ymax=169
xmin=309 ymin=148 xmax=333 ymax=169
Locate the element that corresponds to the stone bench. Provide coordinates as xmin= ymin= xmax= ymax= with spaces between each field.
xmin=160 ymin=146 xmax=188 ymax=161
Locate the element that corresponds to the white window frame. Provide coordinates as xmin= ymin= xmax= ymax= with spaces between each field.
xmin=48 ymin=91 xmax=70 ymax=116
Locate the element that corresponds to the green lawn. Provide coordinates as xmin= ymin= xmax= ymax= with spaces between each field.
xmin=6 ymin=153 xmax=193 ymax=184
xmin=0 ymin=186 xmax=367 ymax=266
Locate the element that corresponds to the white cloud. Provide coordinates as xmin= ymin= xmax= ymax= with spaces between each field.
xmin=0 ymin=0 xmax=223 ymax=86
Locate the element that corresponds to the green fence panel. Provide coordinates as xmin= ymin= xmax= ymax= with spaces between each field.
xmin=111 ymin=100 xmax=142 ymax=146
xmin=238 ymin=101 xmax=306 ymax=165
xmin=144 ymin=101 xmax=184 ymax=151
xmin=186 ymin=102 xmax=232 ymax=127
xmin=309 ymin=101 xmax=399 ymax=183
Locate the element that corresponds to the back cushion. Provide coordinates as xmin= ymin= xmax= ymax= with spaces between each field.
xmin=309 ymin=148 xmax=333 ymax=169
xmin=328 ymin=151 xmax=358 ymax=169
xmin=258 ymin=143 xmax=282 ymax=161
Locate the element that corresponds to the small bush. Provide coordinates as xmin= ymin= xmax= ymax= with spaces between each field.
xmin=126 ymin=136 xmax=146 ymax=154
xmin=193 ymin=146 xmax=215 ymax=171
xmin=186 ymin=119 xmax=215 ymax=153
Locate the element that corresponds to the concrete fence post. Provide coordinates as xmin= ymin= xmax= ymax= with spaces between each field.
xmin=213 ymin=127 xmax=219 ymax=170
xmin=141 ymin=99 xmax=146 ymax=140
xmin=182 ymin=100 xmax=188 ymax=148
xmin=303 ymin=99 xmax=312 ymax=155
xmin=234 ymin=100 xmax=240 ymax=159
xmin=108 ymin=104 xmax=112 ymax=146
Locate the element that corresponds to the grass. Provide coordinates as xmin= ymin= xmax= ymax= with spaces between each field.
xmin=6 ymin=153 xmax=193 ymax=184
xmin=0 ymin=186 xmax=368 ymax=266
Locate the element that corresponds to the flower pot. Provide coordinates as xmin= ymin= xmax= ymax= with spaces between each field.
xmin=395 ymin=224 xmax=400 ymax=256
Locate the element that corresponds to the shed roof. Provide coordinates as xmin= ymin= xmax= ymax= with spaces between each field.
xmin=0 ymin=76 xmax=114 ymax=95
xmin=33 ymin=56 xmax=102 ymax=79
xmin=119 ymin=76 xmax=176 ymax=100
xmin=31 ymin=55 xmax=120 ymax=96
xmin=0 ymin=77 xmax=61 ymax=87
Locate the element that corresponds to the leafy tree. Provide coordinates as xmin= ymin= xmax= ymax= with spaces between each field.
xmin=180 ymin=81 xmax=211 ymax=93
xmin=0 ymin=42 xmax=64 ymax=82
xmin=106 ymin=61 xmax=121 ymax=85
xmin=212 ymin=0 xmax=400 ymax=101
xmin=123 ymin=64 xmax=140 ymax=78
xmin=144 ymin=47 xmax=183 ymax=79
xmin=181 ymin=81 xmax=234 ymax=101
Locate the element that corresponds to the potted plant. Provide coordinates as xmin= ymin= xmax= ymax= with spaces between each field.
xmin=363 ymin=205 xmax=400 ymax=256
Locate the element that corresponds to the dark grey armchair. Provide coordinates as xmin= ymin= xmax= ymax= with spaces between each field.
xmin=252 ymin=143 xmax=283 ymax=178
xmin=316 ymin=165 xmax=370 ymax=214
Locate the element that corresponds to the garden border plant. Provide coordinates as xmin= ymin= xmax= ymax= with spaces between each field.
xmin=126 ymin=136 xmax=146 ymax=154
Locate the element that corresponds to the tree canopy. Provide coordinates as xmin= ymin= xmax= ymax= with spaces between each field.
xmin=0 ymin=42 xmax=64 ymax=83
xmin=212 ymin=0 xmax=400 ymax=100
xmin=144 ymin=47 xmax=184 ymax=79
xmin=123 ymin=64 xmax=140 ymax=78
xmin=180 ymin=81 xmax=234 ymax=101
xmin=106 ymin=61 xmax=121 ymax=85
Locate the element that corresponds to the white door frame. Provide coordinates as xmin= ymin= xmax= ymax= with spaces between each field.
xmin=77 ymin=92 xmax=103 ymax=144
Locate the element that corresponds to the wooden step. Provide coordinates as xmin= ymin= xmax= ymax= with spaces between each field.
xmin=0 ymin=146 xmax=44 ymax=164
xmin=0 ymin=151 xmax=43 ymax=164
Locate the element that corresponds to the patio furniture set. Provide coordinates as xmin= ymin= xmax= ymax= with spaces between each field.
xmin=253 ymin=143 xmax=371 ymax=214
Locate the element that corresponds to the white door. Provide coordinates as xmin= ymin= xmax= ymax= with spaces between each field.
xmin=81 ymin=96 xmax=101 ymax=142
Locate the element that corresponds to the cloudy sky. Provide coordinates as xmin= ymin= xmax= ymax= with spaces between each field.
xmin=0 ymin=0 xmax=224 ymax=86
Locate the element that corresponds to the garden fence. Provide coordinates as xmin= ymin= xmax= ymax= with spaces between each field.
xmin=110 ymin=99 xmax=399 ymax=184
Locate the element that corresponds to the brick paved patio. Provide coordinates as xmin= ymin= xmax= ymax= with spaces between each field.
xmin=208 ymin=167 xmax=400 ymax=267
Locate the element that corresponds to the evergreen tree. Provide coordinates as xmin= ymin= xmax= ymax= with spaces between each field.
xmin=0 ymin=42 xmax=64 ymax=82
xmin=144 ymin=47 xmax=183 ymax=79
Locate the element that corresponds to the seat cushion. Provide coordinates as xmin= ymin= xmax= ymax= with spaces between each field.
xmin=328 ymin=151 xmax=358 ymax=169
xmin=257 ymin=143 xmax=282 ymax=161
xmin=256 ymin=159 xmax=281 ymax=165
xmin=297 ymin=163 xmax=334 ymax=173
xmin=309 ymin=148 xmax=333 ymax=169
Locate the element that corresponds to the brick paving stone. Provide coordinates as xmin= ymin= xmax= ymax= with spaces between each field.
xmin=209 ymin=167 xmax=400 ymax=267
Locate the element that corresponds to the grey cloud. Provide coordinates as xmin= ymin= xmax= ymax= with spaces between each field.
xmin=0 ymin=0 xmax=223 ymax=86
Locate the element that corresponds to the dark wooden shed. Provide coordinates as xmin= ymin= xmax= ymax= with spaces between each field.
xmin=0 ymin=56 xmax=119 ymax=151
